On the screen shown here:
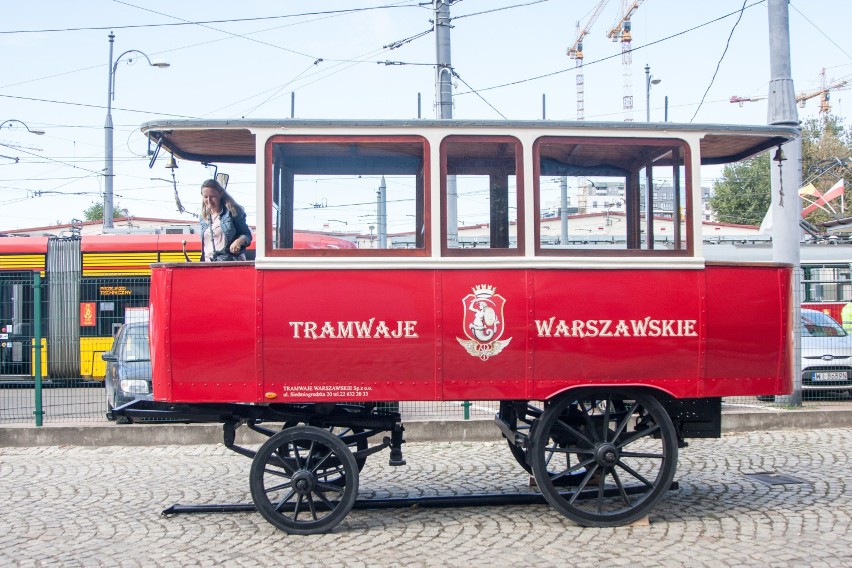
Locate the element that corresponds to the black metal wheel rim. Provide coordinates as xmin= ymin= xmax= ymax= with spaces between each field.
xmin=249 ymin=425 xmax=359 ymax=535
xmin=530 ymin=388 xmax=678 ymax=527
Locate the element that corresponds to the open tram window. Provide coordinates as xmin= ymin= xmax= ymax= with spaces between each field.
xmin=440 ymin=136 xmax=524 ymax=255
xmin=534 ymin=137 xmax=690 ymax=256
xmin=266 ymin=136 xmax=429 ymax=256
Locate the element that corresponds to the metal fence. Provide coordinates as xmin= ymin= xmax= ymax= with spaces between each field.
xmin=1 ymin=271 xmax=151 ymax=425
xmin=1 ymin=269 xmax=850 ymax=426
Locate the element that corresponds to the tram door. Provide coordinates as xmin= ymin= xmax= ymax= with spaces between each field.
xmin=46 ymin=237 xmax=81 ymax=378
xmin=0 ymin=273 xmax=35 ymax=377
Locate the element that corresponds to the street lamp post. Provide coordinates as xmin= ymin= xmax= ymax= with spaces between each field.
xmin=104 ymin=32 xmax=169 ymax=230
xmin=644 ymin=64 xmax=661 ymax=122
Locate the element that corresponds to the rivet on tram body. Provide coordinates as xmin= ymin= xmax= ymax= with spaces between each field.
xmin=265 ymin=392 xmax=278 ymax=399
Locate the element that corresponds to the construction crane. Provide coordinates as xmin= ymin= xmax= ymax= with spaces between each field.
xmin=731 ymin=69 xmax=849 ymax=119
xmin=812 ymin=68 xmax=847 ymax=117
xmin=567 ymin=0 xmax=611 ymax=120
xmin=607 ymin=0 xmax=644 ymax=121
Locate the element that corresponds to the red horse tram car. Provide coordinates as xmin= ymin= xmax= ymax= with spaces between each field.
xmin=117 ymin=119 xmax=797 ymax=534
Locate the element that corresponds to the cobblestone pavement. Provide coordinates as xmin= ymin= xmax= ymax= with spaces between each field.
xmin=1 ymin=428 xmax=850 ymax=567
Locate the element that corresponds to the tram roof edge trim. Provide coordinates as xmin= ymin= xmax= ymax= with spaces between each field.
xmin=140 ymin=119 xmax=798 ymax=166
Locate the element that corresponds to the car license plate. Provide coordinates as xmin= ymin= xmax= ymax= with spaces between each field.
xmin=812 ymin=371 xmax=847 ymax=382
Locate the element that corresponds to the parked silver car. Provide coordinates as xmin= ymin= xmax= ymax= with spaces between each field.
xmin=759 ymin=309 xmax=852 ymax=402
xmin=799 ymin=308 xmax=852 ymax=397
xmin=103 ymin=322 xmax=152 ymax=423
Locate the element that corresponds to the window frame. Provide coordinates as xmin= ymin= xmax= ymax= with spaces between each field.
xmin=263 ymin=134 xmax=431 ymax=258
xmin=532 ymin=136 xmax=693 ymax=257
xmin=439 ymin=135 xmax=526 ymax=258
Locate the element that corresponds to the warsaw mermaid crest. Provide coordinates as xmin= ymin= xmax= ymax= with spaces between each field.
xmin=456 ymin=284 xmax=512 ymax=361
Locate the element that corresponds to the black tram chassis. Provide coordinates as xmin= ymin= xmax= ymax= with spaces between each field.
xmin=113 ymin=399 xmax=407 ymax=465
xmin=114 ymin=394 xmax=722 ymax=533
xmin=115 ymin=394 xmax=722 ymax=463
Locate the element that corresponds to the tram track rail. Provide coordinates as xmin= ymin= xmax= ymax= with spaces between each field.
xmin=162 ymin=482 xmax=680 ymax=516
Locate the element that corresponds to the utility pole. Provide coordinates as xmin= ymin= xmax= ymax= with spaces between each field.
xmin=377 ymin=176 xmax=387 ymax=249
xmin=435 ymin=0 xmax=458 ymax=246
xmin=104 ymin=33 xmax=116 ymax=229
xmin=435 ymin=1 xmax=453 ymax=120
xmin=767 ymin=0 xmax=803 ymax=406
xmin=559 ymin=177 xmax=569 ymax=243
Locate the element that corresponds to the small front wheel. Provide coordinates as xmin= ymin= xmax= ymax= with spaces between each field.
xmin=249 ymin=425 xmax=359 ymax=534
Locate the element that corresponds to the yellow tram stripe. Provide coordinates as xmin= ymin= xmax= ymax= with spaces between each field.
xmin=159 ymin=252 xmax=201 ymax=263
xmin=83 ymin=252 xmax=159 ymax=266
xmin=83 ymin=252 xmax=158 ymax=276
xmin=84 ymin=268 xmax=152 ymax=276
xmin=0 ymin=254 xmax=46 ymax=270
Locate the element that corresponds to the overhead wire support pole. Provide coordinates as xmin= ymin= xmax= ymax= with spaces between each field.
xmin=435 ymin=1 xmax=458 ymax=246
xmin=767 ymin=0 xmax=803 ymax=407
xmin=435 ymin=1 xmax=453 ymax=121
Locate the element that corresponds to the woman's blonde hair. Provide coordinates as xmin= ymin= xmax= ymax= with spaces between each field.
xmin=200 ymin=179 xmax=242 ymax=221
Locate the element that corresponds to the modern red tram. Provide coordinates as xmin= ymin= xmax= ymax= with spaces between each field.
xmin=0 ymin=233 xmax=205 ymax=380
xmin=117 ymin=119 xmax=798 ymax=534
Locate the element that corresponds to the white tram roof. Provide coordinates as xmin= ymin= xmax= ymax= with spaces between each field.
xmin=141 ymin=119 xmax=797 ymax=167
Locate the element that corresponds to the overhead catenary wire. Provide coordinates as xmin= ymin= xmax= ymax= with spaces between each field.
xmin=789 ymin=1 xmax=851 ymax=60
xmin=450 ymin=0 xmax=551 ymax=21
xmin=690 ymin=0 xmax=750 ymax=122
xmin=450 ymin=70 xmax=508 ymax=120
xmin=454 ymin=0 xmax=767 ymax=98
xmin=0 ymin=3 xmax=422 ymax=92
xmin=4 ymin=1 xmax=769 ymax=125
xmin=1 ymin=0 xmax=837 ymax=227
xmin=0 ymin=1 xmax=426 ymax=34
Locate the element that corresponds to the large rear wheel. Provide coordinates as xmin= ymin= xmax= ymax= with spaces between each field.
xmin=249 ymin=425 xmax=359 ymax=534
xmin=529 ymin=388 xmax=678 ymax=527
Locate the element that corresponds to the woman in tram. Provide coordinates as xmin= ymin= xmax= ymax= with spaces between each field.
xmin=199 ymin=178 xmax=252 ymax=262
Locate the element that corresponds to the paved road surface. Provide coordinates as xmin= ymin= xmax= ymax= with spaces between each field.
xmin=1 ymin=428 xmax=850 ymax=567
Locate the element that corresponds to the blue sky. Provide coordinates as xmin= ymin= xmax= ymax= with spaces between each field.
xmin=0 ymin=0 xmax=849 ymax=231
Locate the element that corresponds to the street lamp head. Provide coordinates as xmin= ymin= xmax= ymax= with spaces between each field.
xmin=651 ymin=78 xmax=662 ymax=86
xmin=0 ymin=119 xmax=45 ymax=135
xmin=113 ymin=51 xmax=170 ymax=75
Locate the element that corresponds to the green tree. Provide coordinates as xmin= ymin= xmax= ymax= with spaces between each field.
xmin=83 ymin=202 xmax=130 ymax=222
xmin=800 ymin=115 xmax=852 ymax=224
xmin=709 ymin=152 xmax=772 ymax=225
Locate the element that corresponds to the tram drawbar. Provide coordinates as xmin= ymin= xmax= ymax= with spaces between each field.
xmin=116 ymin=119 xmax=797 ymax=534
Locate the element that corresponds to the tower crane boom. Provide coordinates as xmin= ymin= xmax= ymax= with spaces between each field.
xmin=567 ymin=0 xmax=610 ymax=59
xmin=606 ymin=0 xmax=643 ymax=40
xmin=607 ymin=0 xmax=645 ymax=121
xmin=731 ymin=69 xmax=849 ymax=116
xmin=567 ymin=0 xmax=611 ymax=120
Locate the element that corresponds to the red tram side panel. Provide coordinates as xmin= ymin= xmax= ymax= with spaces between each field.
xmin=151 ymin=263 xmax=792 ymax=404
